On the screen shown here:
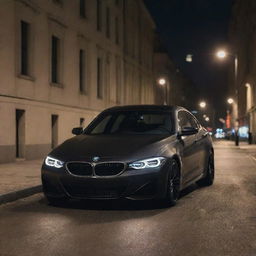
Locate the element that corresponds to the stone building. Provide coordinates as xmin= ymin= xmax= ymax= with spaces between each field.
xmin=229 ymin=0 xmax=256 ymax=142
xmin=0 ymin=0 xmax=155 ymax=163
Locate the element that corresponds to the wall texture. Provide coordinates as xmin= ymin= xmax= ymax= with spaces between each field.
xmin=0 ymin=0 xmax=156 ymax=163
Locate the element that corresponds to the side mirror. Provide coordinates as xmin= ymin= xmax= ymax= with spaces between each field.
xmin=72 ymin=127 xmax=83 ymax=135
xmin=179 ymin=127 xmax=198 ymax=136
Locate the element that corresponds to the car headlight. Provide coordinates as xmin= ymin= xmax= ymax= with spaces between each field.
xmin=45 ymin=156 xmax=64 ymax=168
xmin=129 ymin=157 xmax=166 ymax=170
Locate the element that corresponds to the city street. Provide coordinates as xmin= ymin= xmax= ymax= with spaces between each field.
xmin=0 ymin=140 xmax=255 ymax=256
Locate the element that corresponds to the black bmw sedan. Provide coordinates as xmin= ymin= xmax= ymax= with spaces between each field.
xmin=42 ymin=105 xmax=214 ymax=206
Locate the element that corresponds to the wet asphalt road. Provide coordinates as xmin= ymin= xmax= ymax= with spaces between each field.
xmin=0 ymin=141 xmax=256 ymax=256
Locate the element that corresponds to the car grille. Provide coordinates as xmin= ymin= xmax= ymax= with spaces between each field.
xmin=66 ymin=162 xmax=125 ymax=177
xmin=94 ymin=163 xmax=125 ymax=176
xmin=63 ymin=184 xmax=125 ymax=199
xmin=66 ymin=162 xmax=93 ymax=176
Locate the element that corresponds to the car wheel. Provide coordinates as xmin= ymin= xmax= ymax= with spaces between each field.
xmin=197 ymin=152 xmax=214 ymax=186
xmin=46 ymin=195 xmax=68 ymax=206
xmin=164 ymin=159 xmax=181 ymax=206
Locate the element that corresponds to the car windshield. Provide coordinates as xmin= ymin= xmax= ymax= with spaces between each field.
xmin=85 ymin=111 xmax=173 ymax=135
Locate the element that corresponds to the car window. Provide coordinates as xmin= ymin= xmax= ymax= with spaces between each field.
xmin=86 ymin=111 xmax=173 ymax=135
xmin=187 ymin=113 xmax=199 ymax=129
xmin=90 ymin=115 xmax=112 ymax=134
xmin=178 ymin=111 xmax=190 ymax=129
xmin=178 ymin=111 xmax=198 ymax=130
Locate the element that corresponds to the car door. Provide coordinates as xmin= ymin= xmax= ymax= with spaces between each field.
xmin=177 ymin=111 xmax=200 ymax=184
xmin=187 ymin=113 xmax=208 ymax=177
xmin=193 ymin=117 xmax=209 ymax=175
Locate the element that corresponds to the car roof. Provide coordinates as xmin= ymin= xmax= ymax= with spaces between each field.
xmin=102 ymin=105 xmax=188 ymax=113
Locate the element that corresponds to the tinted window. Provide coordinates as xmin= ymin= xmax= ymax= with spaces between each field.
xmin=178 ymin=111 xmax=198 ymax=130
xmin=86 ymin=111 xmax=173 ymax=135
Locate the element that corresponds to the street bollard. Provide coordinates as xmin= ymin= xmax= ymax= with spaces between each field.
xmin=235 ymin=132 xmax=239 ymax=146
xmin=248 ymin=132 xmax=252 ymax=145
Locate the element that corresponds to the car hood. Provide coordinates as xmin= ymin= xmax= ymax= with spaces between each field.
xmin=50 ymin=134 xmax=176 ymax=162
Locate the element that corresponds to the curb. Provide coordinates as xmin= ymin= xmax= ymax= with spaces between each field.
xmin=0 ymin=185 xmax=42 ymax=205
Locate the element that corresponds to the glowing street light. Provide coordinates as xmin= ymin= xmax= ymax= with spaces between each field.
xmin=216 ymin=50 xmax=227 ymax=59
xmin=158 ymin=78 xmax=166 ymax=86
xmin=199 ymin=101 xmax=206 ymax=109
xmin=157 ymin=77 xmax=167 ymax=105
xmin=205 ymin=117 xmax=210 ymax=122
xmin=227 ymin=98 xmax=234 ymax=104
xmin=186 ymin=54 xmax=193 ymax=62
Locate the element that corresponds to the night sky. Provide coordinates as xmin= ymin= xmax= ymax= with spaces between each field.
xmin=145 ymin=0 xmax=233 ymax=123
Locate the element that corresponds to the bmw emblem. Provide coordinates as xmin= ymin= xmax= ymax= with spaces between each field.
xmin=92 ymin=156 xmax=100 ymax=162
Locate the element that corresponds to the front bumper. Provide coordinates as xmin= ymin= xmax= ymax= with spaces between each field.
xmin=41 ymin=162 xmax=169 ymax=200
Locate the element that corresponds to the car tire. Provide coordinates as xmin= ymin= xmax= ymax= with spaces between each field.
xmin=46 ymin=195 xmax=68 ymax=206
xmin=164 ymin=159 xmax=181 ymax=206
xmin=197 ymin=152 xmax=214 ymax=187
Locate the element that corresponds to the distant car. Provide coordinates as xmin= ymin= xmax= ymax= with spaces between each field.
xmin=41 ymin=105 xmax=214 ymax=206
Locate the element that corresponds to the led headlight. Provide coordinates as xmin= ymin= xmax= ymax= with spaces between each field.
xmin=45 ymin=156 xmax=64 ymax=168
xmin=129 ymin=157 xmax=166 ymax=170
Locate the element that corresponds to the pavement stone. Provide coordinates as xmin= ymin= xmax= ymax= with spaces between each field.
xmin=0 ymin=159 xmax=42 ymax=204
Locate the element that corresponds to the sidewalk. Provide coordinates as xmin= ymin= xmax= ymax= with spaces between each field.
xmin=214 ymin=140 xmax=256 ymax=159
xmin=239 ymin=143 xmax=256 ymax=160
xmin=0 ymin=159 xmax=43 ymax=204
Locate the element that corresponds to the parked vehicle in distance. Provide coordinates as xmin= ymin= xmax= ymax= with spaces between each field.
xmin=41 ymin=105 xmax=214 ymax=206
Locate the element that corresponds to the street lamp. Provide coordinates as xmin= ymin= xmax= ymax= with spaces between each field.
xmin=158 ymin=78 xmax=166 ymax=86
xmin=157 ymin=77 xmax=167 ymax=105
xmin=216 ymin=50 xmax=227 ymax=59
xmin=199 ymin=101 xmax=206 ymax=109
xmin=186 ymin=54 xmax=193 ymax=63
xmin=227 ymin=98 xmax=234 ymax=104
xmin=205 ymin=117 xmax=210 ymax=122
xmin=216 ymin=49 xmax=239 ymax=146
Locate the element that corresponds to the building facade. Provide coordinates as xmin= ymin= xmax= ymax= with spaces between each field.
xmin=229 ymin=0 xmax=256 ymax=142
xmin=0 ymin=0 xmax=155 ymax=163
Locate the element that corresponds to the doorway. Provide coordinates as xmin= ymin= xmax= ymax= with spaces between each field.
xmin=16 ymin=109 xmax=25 ymax=158
xmin=51 ymin=114 xmax=58 ymax=149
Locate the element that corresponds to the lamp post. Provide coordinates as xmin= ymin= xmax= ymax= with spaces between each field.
xmin=199 ymin=101 xmax=206 ymax=109
xmin=216 ymin=50 xmax=239 ymax=146
xmin=157 ymin=77 xmax=168 ymax=105
xmin=227 ymin=98 xmax=234 ymax=104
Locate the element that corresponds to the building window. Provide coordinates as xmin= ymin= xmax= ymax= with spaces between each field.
xmin=16 ymin=109 xmax=25 ymax=158
xmin=80 ymin=0 xmax=86 ymax=18
xmin=115 ymin=17 xmax=119 ymax=44
xmin=80 ymin=117 xmax=85 ymax=127
xmin=79 ymin=49 xmax=86 ymax=93
xmin=106 ymin=7 xmax=110 ymax=38
xmin=116 ymin=58 xmax=121 ymax=103
xmin=97 ymin=0 xmax=102 ymax=31
xmin=21 ymin=21 xmax=30 ymax=76
xmin=51 ymin=36 xmax=60 ymax=84
xmin=97 ymin=57 xmax=103 ymax=98
xmin=53 ymin=0 xmax=63 ymax=5
xmin=51 ymin=115 xmax=58 ymax=149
